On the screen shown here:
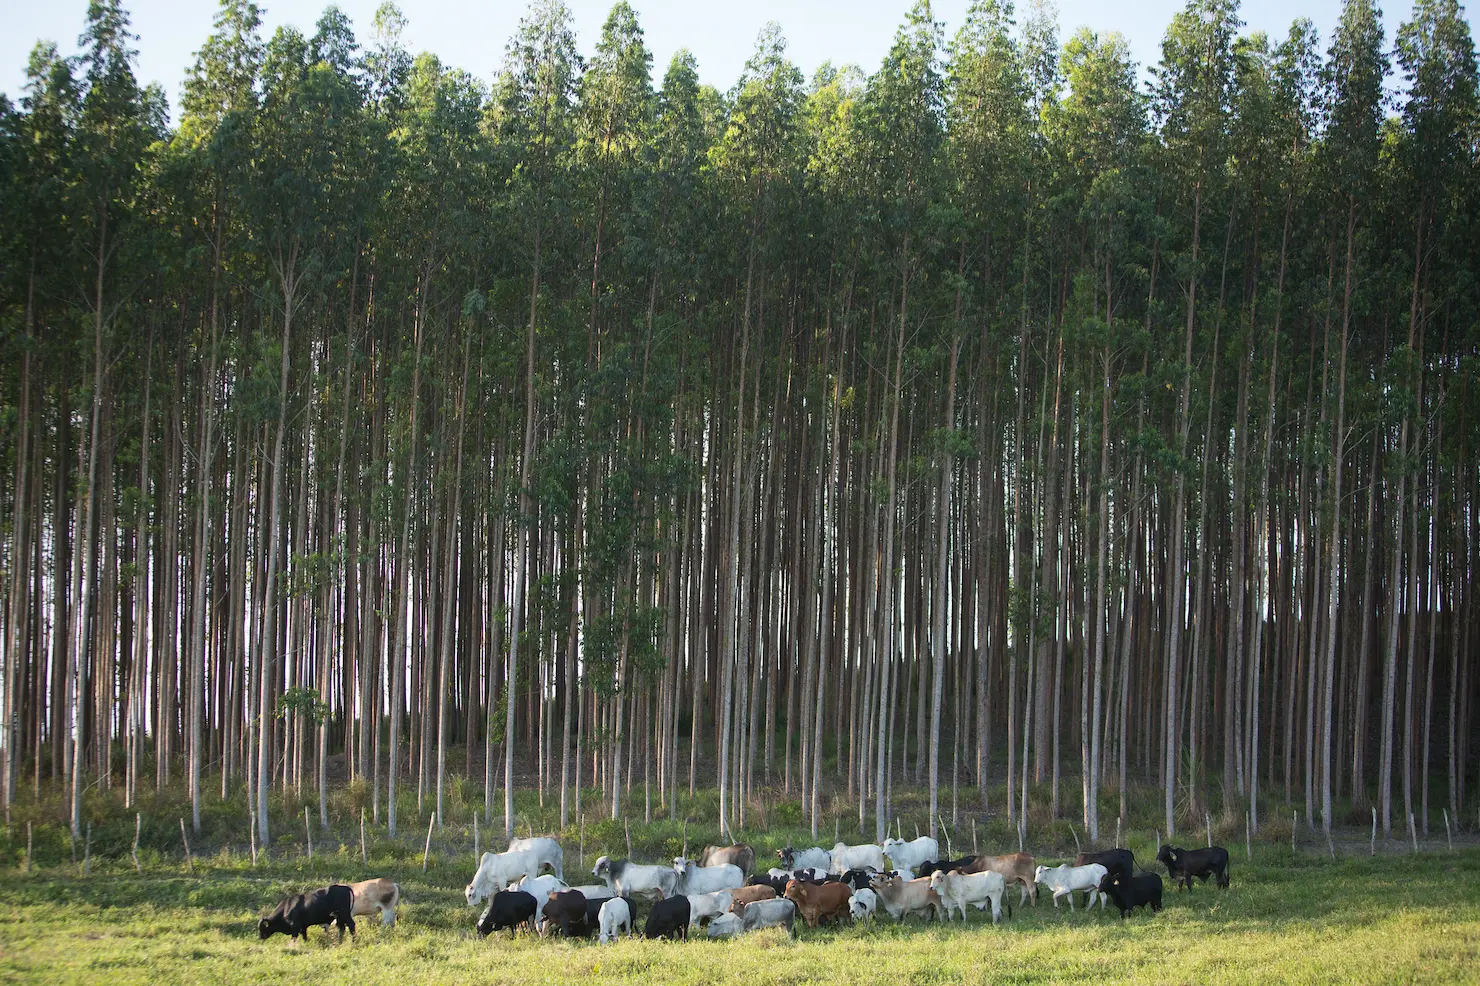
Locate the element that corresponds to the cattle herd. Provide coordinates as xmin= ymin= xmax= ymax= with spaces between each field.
xmin=257 ymin=834 xmax=1233 ymax=945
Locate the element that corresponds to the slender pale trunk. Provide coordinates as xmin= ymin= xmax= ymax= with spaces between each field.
xmin=928 ymin=337 xmax=959 ymax=837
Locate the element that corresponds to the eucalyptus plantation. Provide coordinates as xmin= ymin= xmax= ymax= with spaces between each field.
xmin=0 ymin=0 xmax=1476 ymax=843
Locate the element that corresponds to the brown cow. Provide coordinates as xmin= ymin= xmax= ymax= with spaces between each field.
xmin=728 ymin=884 xmax=777 ymax=909
xmin=961 ymin=853 xmax=1037 ymax=906
xmin=783 ymin=879 xmax=851 ymax=928
xmin=348 ymin=878 xmax=401 ymax=927
xmin=697 ymin=843 xmax=756 ymax=877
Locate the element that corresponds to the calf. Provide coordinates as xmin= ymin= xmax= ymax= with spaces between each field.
xmin=348 ymin=878 xmax=400 ymax=928
xmin=881 ymin=836 xmax=939 ymax=874
xmin=962 ymin=852 xmax=1038 ymax=906
xmin=783 ymin=879 xmax=852 ymax=928
xmin=476 ymin=890 xmax=538 ymax=938
xmin=929 ymin=869 xmax=1008 ymax=924
xmin=259 ymin=885 xmax=355 ymax=942
xmin=728 ymin=884 xmax=777 ymax=908
xmin=847 ymin=887 xmax=879 ymax=925
xmin=776 ymin=846 xmax=832 ymax=872
xmin=697 ymin=843 xmax=756 ymax=876
xmin=598 ymin=897 xmax=633 ymax=943
xmin=686 ymin=890 xmax=735 ymax=928
xmin=1035 ymin=862 xmax=1108 ymax=911
xmin=1075 ymin=848 xmax=1135 ymax=880
xmin=540 ymin=889 xmax=591 ymax=938
xmin=1156 ymin=845 xmax=1230 ymax=892
xmin=868 ymin=873 xmax=944 ymax=924
xmin=708 ymin=898 xmax=797 ymax=938
xmin=644 ymin=894 xmax=691 ymax=940
xmin=1097 ymin=870 xmax=1163 ymax=919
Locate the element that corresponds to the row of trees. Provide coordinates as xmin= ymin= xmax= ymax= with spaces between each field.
xmin=1 ymin=0 xmax=1476 ymax=849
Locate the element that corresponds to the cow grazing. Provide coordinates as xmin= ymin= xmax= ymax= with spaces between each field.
xmin=728 ymin=884 xmax=777 ymax=908
xmin=881 ymin=836 xmax=939 ymax=874
xmin=706 ymin=911 xmax=744 ymax=938
xmin=962 ymin=852 xmax=1038 ymax=906
xmin=1075 ymin=848 xmax=1135 ymax=880
xmin=476 ymin=890 xmax=538 ymax=938
xmin=508 ymin=836 xmax=564 ymax=879
xmin=783 ymin=879 xmax=852 ymax=928
xmin=776 ymin=846 xmax=831 ymax=872
xmin=348 ymin=878 xmax=400 ymax=928
xmin=673 ymin=857 xmax=744 ymax=896
xmin=1097 ymin=871 xmax=1163 ymax=919
xmin=539 ymin=889 xmax=591 ymax=938
xmin=831 ymin=842 xmax=887 ymax=874
xmin=1157 ymin=845 xmax=1231 ymax=892
xmin=259 ymin=885 xmax=356 ymax=943
xmin=868 ymin=873 xmax=944 ymax=924
xmin=847 ymin=888 xmax=879 ymax=925
xmin=593 ymin=855 xmax=680 ymax=900
xmin=697 ymin=843 xmax=756 ymax=876
xmin=466 ymin=850 xmax=545 ymax=906
xmin=929 ymin=869 xmax=1008 ymax=924
xmin=644 ymin=894 xmax=691 ymax=940
xmin=1035 ymin=863 xmax=1108 ymax=910
xmin=598 ymin=897 xmax=633 ymax=943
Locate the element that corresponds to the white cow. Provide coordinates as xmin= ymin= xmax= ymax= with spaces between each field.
xmin=776 ymin=846 xmax=832 ymax=872
xmin=673 ymin=857 xmax=744 ymax=895
xmin=1034 ymin=862 xmax=1108 ymax=911
xmin=592 ymin=855 xmax=680 ymax=899
xmin=830 ymin=842 xmax=887 ymax=874
xmin=511 ymin=874 xmax=568 ymax=902
xmin=508 ymin=836 xmax=564 ymax=880
xmin=847 ymin=888 xmax=879 ymax=925
xmin=686 ymin=890 xmax=734 ymax=928
xmin=466 ymin=850 xmax=545 ymax=906
xmin=568 ymin=883 xmax=614 ymax=902
xmin=597 ymin=897 xmax=632 ymax=943
xmin=929 ymin=869 xmax=1008 ymax=924
xmin=881 ymin=836 xmax=939 ymax=874
xmin=708 ymin=898 xmax=798 ymax=938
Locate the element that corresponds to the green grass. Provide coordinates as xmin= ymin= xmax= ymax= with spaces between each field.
xmin=2 ymin=845 xmax=1478 ymax=985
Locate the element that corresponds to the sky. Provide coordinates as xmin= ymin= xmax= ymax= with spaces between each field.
xmin=1 ymin=0 xmax=1471 ymax=117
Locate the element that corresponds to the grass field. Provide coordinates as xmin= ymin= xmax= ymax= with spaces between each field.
xmin=3 ymin=840 xmax=1478 ymax=985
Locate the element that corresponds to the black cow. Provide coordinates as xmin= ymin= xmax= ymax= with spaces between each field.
xmin=258 ymin=885 xmax=356 ymax=942
xmin=477 ymin=890 xmax=538 ymax=938
xmin=1157 ymin=845 xmax=1231 ymax=892
xmin=748 ymin=873 xmax=790 ymax=894
xmin=827 ymin=868 xmax=878 ymax=891
xmin=540 ymin=889 xmax=591 ymax=938
xmin=644 ymin=894 xmax=690 ymax=940
xmin=1075 ymin=848 xmax=1135 ymax=880
xmin=1097 ymin=871 xmax=1163 ymax=919
xmin=916 ymin=856 xmax=979 ymax=879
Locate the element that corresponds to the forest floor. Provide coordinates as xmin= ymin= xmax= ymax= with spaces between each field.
xmin=2 ymin=831 xmax=1478 ymax=985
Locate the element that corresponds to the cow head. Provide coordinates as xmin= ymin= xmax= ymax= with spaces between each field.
xmin=882 ymin=837 xmax=904 ymax=859
xmin=672 ymin=856 xmax=692 ymax=876
xmin=708 ymin=912 xmax=742 ymax=938
xmin=1098 ymin=872 xmax=1121 ymax=895
xmin=592 ymin=855 xmax=612 ymax=884
xmin=1156 ymin=845 xmax=1176 ymax=867
xmin=258 ymin=915 xmax=289 ymax=940
xmin=927 ymin=871 xmax=945 ymax=892
xmin=1033 ymin=865 xmax=1047 ymax=885
xmin=783 ymin=881 xmax=805 ymax=905
xmin=465 ymin=881 xmax=486 ymax=907
xmin=777 ymin=846 xmax=796 ymax=868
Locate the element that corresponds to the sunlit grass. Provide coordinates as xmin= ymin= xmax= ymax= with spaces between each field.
xmin=2 ymin=843 xmax=1477 ymax=984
